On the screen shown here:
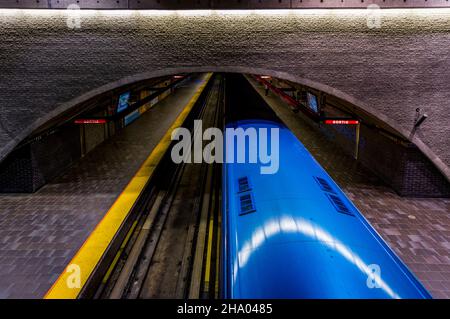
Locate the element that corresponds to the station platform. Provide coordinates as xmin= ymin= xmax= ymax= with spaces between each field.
xmin=0 ymin=74 xmax=211 ymax=298
xmin=247 ymin=76 xmax=450 ymax=299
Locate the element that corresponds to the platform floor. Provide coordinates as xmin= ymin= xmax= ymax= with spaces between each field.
xmin=248 ymin=76 xmax=450 ymax=299
xmin=0 ymin=75 xmax=208 ymax=298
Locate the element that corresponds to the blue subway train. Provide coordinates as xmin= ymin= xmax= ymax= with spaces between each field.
xmin=222 ymin=119 xmax=431 ymax=299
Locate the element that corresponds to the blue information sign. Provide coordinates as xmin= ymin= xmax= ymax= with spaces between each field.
xmin=117 ymin=92 xmax=131 ymax=113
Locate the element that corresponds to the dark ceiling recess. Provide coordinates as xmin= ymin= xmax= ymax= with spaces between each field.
xmin=1 ymin=0 xmax=450 ymax=10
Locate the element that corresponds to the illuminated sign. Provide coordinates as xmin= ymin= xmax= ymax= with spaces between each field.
xmin=306 ymin=92 xmax=319 ymax=113
xmin=74 ymin=119 xmax=107 ymax=124
xmin=117 ymin=91 xmax=131 ymax=113
xmin=124 ymin=109 xmax=140 ymax=126
xmin=324 ymin=119 xmax=359 ymax=125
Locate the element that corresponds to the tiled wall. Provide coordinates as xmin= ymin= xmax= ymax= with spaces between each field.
xmin=0 ymin=125 xmax=81 ymax=192
xmin=320 ymin=122 xmax=450 ymax=197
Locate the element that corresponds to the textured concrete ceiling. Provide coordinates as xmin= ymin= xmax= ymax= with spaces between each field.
xmin=0 ymin=9 xmax=449 ymax=180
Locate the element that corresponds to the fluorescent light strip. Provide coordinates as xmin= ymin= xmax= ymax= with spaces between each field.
xmin=0 ymin=8 xmax=450 ymax=17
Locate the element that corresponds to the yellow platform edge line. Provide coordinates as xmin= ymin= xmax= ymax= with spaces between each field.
xmin=44 ymin=73 xmax=213 ymax=299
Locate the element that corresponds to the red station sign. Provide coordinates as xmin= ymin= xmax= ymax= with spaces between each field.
xmin=74 ymin=119 xmax=108 ymax=124
xmin=324 ymin=119 xmax=359 ymax=125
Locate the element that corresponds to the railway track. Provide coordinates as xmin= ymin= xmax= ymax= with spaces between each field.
xmin=89 ymin=74 xmax=224 ymax=299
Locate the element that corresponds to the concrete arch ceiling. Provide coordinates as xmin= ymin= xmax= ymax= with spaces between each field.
xmin=0 ymin=9 xmax=449 ymax=181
